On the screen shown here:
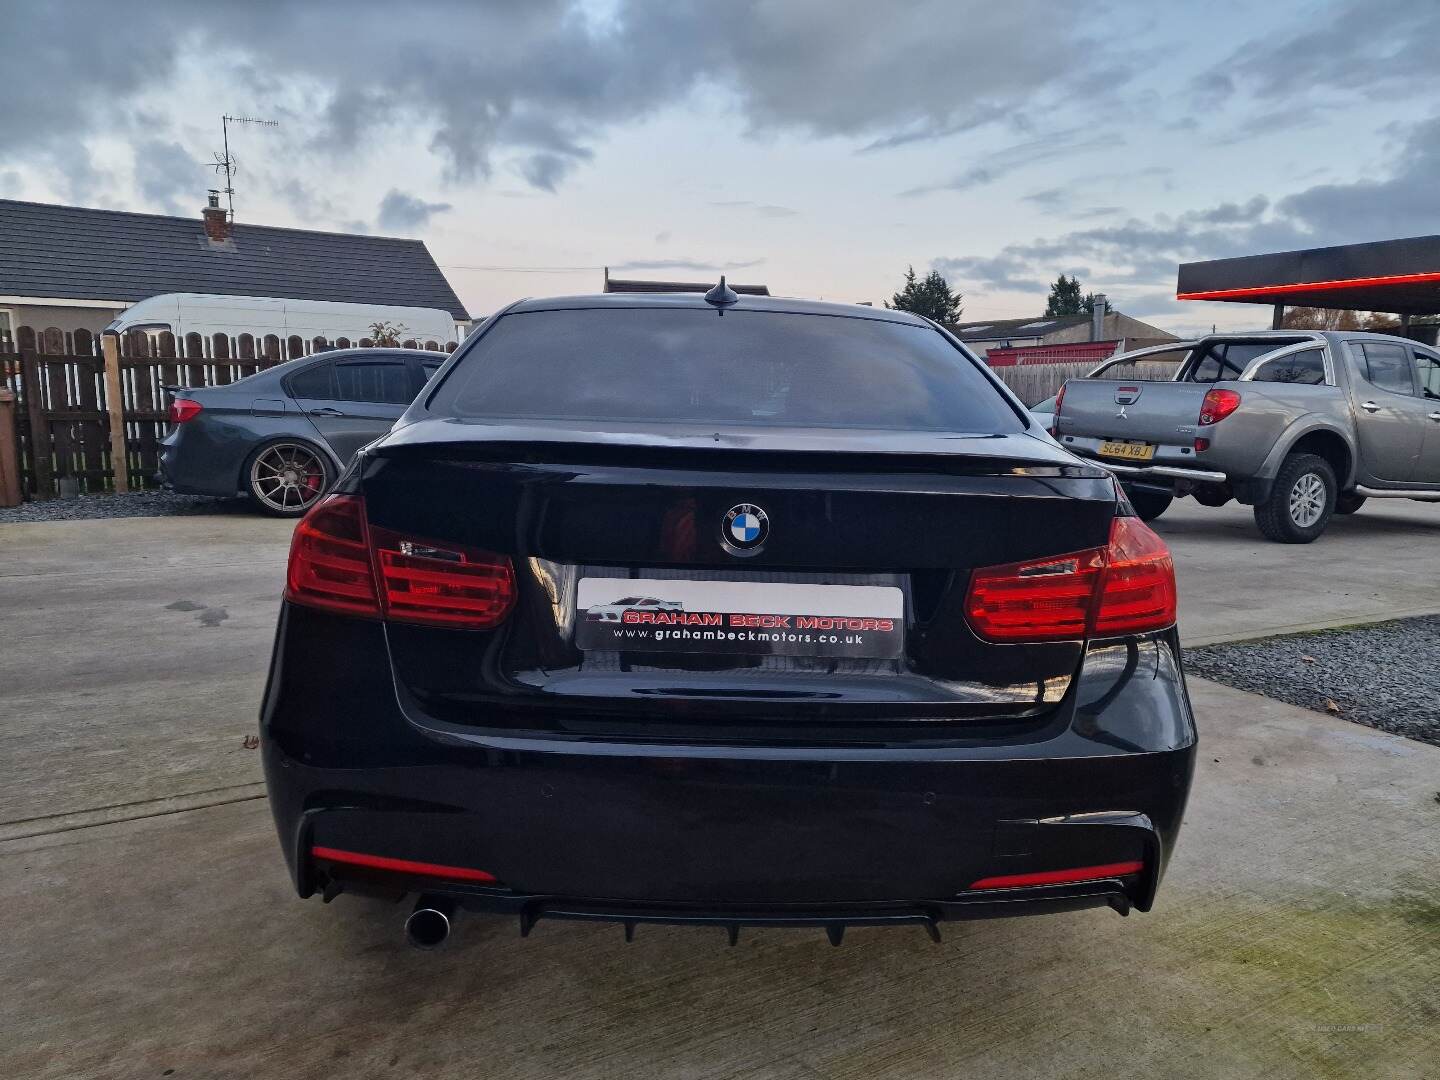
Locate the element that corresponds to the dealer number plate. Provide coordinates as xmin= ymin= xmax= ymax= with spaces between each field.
xmin=575 ymin=578 xmax=904 ymax=659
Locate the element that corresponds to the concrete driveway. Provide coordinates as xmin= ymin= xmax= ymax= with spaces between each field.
xmin=2 ymin=499 xmax=1438 ymax=1079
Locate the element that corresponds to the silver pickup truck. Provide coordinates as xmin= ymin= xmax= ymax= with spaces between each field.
xmin=1052 ymin=330 xmax=1440 ymax=542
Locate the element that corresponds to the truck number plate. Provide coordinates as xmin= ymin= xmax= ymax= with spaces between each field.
xmin=1098 ymin=440 xmax=1156 ymax=461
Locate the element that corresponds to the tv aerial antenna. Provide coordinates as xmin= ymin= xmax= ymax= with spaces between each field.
xmin=213 ymin=114 xmax=278 ymax=221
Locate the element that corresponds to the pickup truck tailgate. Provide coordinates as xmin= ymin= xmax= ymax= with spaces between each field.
xmin=1056 ymin=379 xmax=1211 ymax=444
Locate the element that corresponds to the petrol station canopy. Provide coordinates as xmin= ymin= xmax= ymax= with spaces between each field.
xmin=1177 ymin=235 xmax=1440 ymax=316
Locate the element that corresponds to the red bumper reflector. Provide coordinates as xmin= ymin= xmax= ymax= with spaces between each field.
xmin=311 ymin=845 xmax=498 ymax=883
xmin=969 ymin=860 xmax=1144 ymax=890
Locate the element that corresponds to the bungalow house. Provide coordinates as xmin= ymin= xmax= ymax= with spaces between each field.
xmin=952 ymin=311 xmax=1176 ymax=362
xmin=0 ymin=197 xmax=468 ymax=350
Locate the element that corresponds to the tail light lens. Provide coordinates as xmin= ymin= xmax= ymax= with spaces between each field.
xmin=1048 ymin=383 xmax=1066 ymax=435
xmin=1092 ymin=516 xmax=1176 ymax=636
xmin=370 ymin=526 xmax=516 ymax=628
xmin=168 ymin=398 xmax=203 ymax=423
xmin=965 ymin=516 xmax=1176 ymax=642
xmin=964 ymin=548 xmax=1105 ymax=642
xmin=285 ymin=495 xmax=381 ymax=617
xmin=285 ymin=495 xmax=516 ymax=629
xmin=1198 ymin=388 xmax=1241 ymax=425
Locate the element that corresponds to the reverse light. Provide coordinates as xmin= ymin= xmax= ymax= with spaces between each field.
xmin=969 ymin=860 xmax=1144 ymax=890
xmin=1198 ymin=388 xmax=1241 ymax=425
xmin=168 ymin=398 xmax=203 ymax=423
xmin=284 ymin=494 xmax=517 ymax=629
xmin=964 ymin=517 xmax=1176 ymax=642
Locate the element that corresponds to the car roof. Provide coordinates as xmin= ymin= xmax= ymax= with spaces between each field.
xmin=507 ymin=291 xmax=928 ymax=326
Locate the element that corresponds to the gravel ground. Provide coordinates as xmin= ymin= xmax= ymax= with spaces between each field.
xmin=0 ymin=490 xmax=249 ymax=523
xmin=1187 ymin=616 xmax=1440 ymax=748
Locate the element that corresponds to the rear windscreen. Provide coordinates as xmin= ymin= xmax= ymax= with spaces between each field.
xmin=1187 ymin=339 xmax=1307 ymax=382
xmin=428 ymin=308 xmax=1025 ymax=433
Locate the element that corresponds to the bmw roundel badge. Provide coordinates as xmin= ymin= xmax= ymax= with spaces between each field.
xmin=721 ymin=503 xmax=769 ymax=556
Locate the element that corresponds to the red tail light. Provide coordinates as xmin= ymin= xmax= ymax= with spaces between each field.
xmin=369 ymin=525 xmax=516 ymax=628
xmin=1093 ymin=516 xmax=1176 ymax=636
xmin=1198 ymin=388 xmax=1241 ymax=425
xmin=286 ymin=495 xmax=381 ymax=617
xmin=285 ymin=494 xmax=516 ymax=629
xmin=1048 ymin=383 xmax=1066 ymax=435
xmin=965 ymin=547 xmax=1105 ymax=642
xmin=965 ymin=516 xmax=1176 ymax=642
xmin=168 ymin=398 xmax=203 ymax=423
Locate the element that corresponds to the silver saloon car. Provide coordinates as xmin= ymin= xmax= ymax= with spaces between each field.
xmin=159 ymin=348 xmax=445 ymax=515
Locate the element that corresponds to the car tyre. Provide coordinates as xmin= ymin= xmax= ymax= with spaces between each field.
xmin=1254 ymin=453 xmax=1336 ymax=543
xmin=1124 ymin=486 xmax=1173 ymax=522
xmin=244 ymin=439 xmax=335 ymax=517
xmin=1334 ymin=491 xmax=1367 ymax=515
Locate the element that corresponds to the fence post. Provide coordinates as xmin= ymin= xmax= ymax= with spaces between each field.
xmin=0 ymin=388 xmax=21 ymax=507
xmin=18 ymin=344 xmax=54 ymax=499
xmin=101 ymin=332 xmax=130 ymax=494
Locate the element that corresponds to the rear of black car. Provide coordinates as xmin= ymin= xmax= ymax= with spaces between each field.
xmin=261 ymin=296 xmax=1196 ymax=943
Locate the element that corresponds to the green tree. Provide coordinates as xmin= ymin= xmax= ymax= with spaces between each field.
xmin=886 ymin=265 xmax=963 ymax=325
xmin=1044 ymin=274 xmax=1083 ymax=316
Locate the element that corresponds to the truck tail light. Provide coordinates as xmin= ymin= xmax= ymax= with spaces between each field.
xmin=168 ymin=398 xmax=203 ymax=423
xmin=965 ymin=517 xmax=1176 ymax=642
xmin=1049 ymin=383 xmax=1066 ymax=435
xmin=1198 ymin=388 xmax=1241 ymax=425
xmin=285 ymin=495 xmax=516 ymax=629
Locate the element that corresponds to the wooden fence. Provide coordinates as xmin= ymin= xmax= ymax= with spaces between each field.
xmin=990 ymin=360 xmax=1181 ymax=406
xmin=0 ymin=325 xmax=455 ymax=500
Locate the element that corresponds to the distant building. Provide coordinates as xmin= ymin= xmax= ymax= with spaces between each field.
xmin=952 ymin=311 xmax=1176 ymax=362
xmin=0 ymin=197 xmax=468 ymax=347
xmin=603 ymin=268 xmax=770 ymax=295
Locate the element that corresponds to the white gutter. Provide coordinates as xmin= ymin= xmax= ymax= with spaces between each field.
xmin=0 ymin=296 xmax=134 ymax=309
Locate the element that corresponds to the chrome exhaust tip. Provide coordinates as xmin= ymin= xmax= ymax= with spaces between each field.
xmin=405 ymin=895 xmax=456 ymax=950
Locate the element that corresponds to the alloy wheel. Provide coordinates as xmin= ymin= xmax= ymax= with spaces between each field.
xmin=1288 ymin=472 xmax=1326 ymax=528
xmin=250 ymin=443 xmax=328 ymax=513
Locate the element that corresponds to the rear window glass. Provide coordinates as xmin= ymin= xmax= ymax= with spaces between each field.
xmin=288 ymin=362 xmax=334 ymax=399
xmin=335 ymin=361 xmax=415 ymax=405
xmin=1187 ymin=340 xmax=1306 ymax=382
xmin=1253 ymin=348 xmax=1327 ymax=385
xmin=430 ymin=308 xmax=1023 ymax=432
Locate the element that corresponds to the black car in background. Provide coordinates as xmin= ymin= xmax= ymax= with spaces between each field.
xmin=160 ymin=348 xmax=444 ymax=515
xmin=261 ymin=291 xmax=1196 ymax=949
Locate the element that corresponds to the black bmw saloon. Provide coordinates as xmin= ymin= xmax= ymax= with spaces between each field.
xmin=261 ymin=289 xmax=1196 ymax=948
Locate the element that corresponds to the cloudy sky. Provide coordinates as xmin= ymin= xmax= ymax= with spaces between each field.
xmin=4 ymin=0 xmax=1437 ymax=331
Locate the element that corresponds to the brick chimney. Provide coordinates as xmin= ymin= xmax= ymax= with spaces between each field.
xmin=202 ymin=190 xmax=230 ymax=242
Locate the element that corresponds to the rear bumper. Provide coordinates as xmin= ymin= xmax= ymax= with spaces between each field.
xmin=1057 ymin=435 xmax=1230 ymax=486
xmin=1090 ymin=461 xmax=1228 ymax=485
xmin=261 ymin=605 xmax=1196 ymax=929
xmin=158 ymin=425 xmax=246 ymax=497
